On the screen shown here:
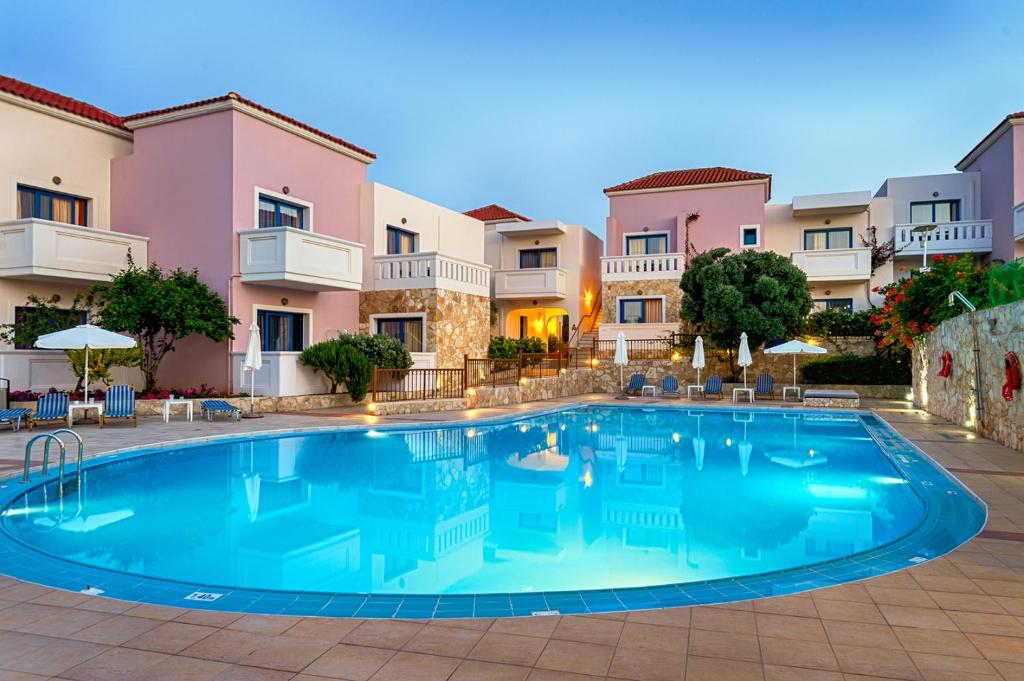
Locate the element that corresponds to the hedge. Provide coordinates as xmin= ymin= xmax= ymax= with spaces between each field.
xmin=799 ymin=353 xmax=911 ymax=386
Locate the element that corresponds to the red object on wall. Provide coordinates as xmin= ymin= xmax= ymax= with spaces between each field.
xmin=937 ymin=351 xmax=952 ymax=378
xmin=1004 ymin=352 xmax=1021 ymax=401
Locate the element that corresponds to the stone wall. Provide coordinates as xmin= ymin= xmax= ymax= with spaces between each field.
xmin=12 ymin=392 xmax=355 ymax=416
xmin=601 ymin=279 xmax=683 ymax=323
xmin=359 ymin=288 xmax=490 ymax=368
xmin=913 ymin=298 xmax=1024 ymax=452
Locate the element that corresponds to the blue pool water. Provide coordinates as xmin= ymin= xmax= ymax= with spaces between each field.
xmin=0 ymin=406 xmax=985 ymax=615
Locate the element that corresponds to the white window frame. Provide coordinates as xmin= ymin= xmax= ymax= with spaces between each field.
xmin=614 ymin=295 xmax=667 ymax=324
xmin=252 ymin=303 xmax=313 ymax=353
xmin=515 ymin=244 xmax=561 ymax=269
xmin=11 ymin=175 xmax=96 ymax=227
xmin=621 ymin=230 xmax=671 ymax=256
xmin=739 ymin=224 xmax=761 ymax=249
xmin=253 ymin=186 xmax=314 ymax=232
xmin=370 ymin=312 xmax=429 ymax=352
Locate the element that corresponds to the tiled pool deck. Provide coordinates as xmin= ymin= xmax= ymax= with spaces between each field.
xmin=0 ymin=395 xmax=1022 ymax=680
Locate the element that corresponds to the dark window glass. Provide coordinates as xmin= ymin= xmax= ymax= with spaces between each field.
xmin=909 ymin=200 xmax=960 ymax=224
xmin=258 ymin=195 xmax=305 ymax=230
xmin=625 ymin=234 xmax=668 ymax=255
xmin=257 ymin=310 xmax=305 ymax=351
xmin=376 ymin=317 xmax=424 ymax=352
xmin=803 ymin=228 xmax=853 ymax=250
xmin=815 ymin=299 xmax=854 ymax=312
xmin=519 ymin=248 xmax=557 ymax=269
xmin=386 ymin=226 xmax=417 ymax=254
xmin=619 ymin=298 xmax=663 ymax=324
xmin=16 ymin=185 xmax=88 ymax=227
xmin=742 ymin=227 xmax=759 ymax=246
xmin=13 ymin=306 xmax=87 ymax=350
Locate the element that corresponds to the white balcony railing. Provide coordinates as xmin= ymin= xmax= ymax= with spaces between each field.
xmin=493 ymin=267 xmax=567 ymax=299
xmin=1015 ymin=203 xmax=1024 ymax=242
xmin=895 ymin=220 xmax=993 ymax=255
xmin=373 ymin=251 xmax=490 ymax=297
xmin=0 ymin=218 xmax=148 ymax=284
xmin=239 ymin=227 xmax=363 ymax=292
xmin=791 ymin=247 xmax=872 ymax=282
xmin=601 ymin=253 xmax=685 ymax=281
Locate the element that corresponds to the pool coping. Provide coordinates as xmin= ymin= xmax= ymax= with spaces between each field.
xmin=0 ymin=402 xmax=988 ymax=619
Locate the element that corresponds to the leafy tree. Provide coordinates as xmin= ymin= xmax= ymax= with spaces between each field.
xmin=343 ymin=347 xmax=372 ymax=402
xmin=335 ymin=333 xmax=412 ymax=369
xmin=680 ymin=248 xmax=813 ymax=366
xmin=67 ymin=348 xmax=142 ymax=390
xmin=804 ymin=309 xmax=875 ymax=339
xmin=88 ymin=259 xmax=238 ymax=392
xmin=298 ymin=339 xmax=374 ymax=400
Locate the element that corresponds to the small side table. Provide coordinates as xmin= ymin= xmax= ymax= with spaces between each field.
xmin=686 ymin=385 xmax=704 ymax=399
xmin=641 ymin=385 xmax=657 ymax=397
xmin=732 ymin=388 xmax=754 ymax=403
xmin=68 ymin=401 xmax=103 ymax=427
xmin=163 ymin=399 xmax=194 ymax=423
xmin=782 ymin=386 xmax=802 ymax=402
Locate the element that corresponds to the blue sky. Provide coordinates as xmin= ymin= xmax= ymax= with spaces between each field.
xmin=4 ymin=1 xmax=1024 ymax=238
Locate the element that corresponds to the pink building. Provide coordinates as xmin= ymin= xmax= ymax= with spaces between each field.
xmin=599 ymin=167 xmax=771 ymax=339
xmin=111 ymin=93 xmax=373 ymax=396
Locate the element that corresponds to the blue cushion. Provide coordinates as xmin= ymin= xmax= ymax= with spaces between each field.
xmin=756 ymin=374 xmax=774 ymax=394
xmin=705 ymin=376 xmax=723 ymax=394
xmin=104 ymin=385 xmax=136 ymax=417
xmin=662 ymin=376 xmax=679 ymax=393
xmin=625 ymin=373 xmax=645 ymax=391
xmin=34 ymin=393 xmax=68 ymax=419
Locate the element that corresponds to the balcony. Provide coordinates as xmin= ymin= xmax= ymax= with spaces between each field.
xmin=895 ymin=220 xmax=992 ymax=255
xmin=601 ymin=253 xmax=685 ymax=282
xmin=0 ymin=218 xmax=148 ymax=284
xmin=493 ymin=267 xmax=567 ymax=299
xmin=791 ymin=247 xmax=872 ymax=282
xmin=239 ymin=227 xmax=363 ymax=291
xmin=373 ymin=251 xmax=490 ymax=297
xmin=1015 ymin=203 xmax=1024 ymax=242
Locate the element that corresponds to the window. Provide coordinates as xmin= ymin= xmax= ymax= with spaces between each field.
xmin=813 ymin=299 xmax=854 ymax=313
xmin=12 ymin=306 xmax=87 ymax=349
xmin=619 ymin=298 xmax=663 ymax=324
xmin=386 ymin=226 xmax=417 ymax=254
xmin=257 ymin=310 xmax=305 ymax=351
xmin=376 ymin=317 xmax=424 ymax=352
xmin=803 ymin=227 xmax=852 ymax=251
xmin=519 ymin=248 xmax=557 ymax=269
xmin=625 ymin=234 xmax=668 ymax=255
xmin=17 ymin=185 xmax=88 ymax=226
xmin=258 ymin=195 xmax=305 ymax=230
xmin=519 ymin=315 xmax=529 ymax=339
xmin=740 ymin=225 xmax=760 ymax=248
xmin=910 ymin=200 xmax=960 ymax=224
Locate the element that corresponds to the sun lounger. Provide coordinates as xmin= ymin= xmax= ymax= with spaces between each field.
xmin=755 ymin=373 xmax=775 ymax=399
xmin=703 ymin=376 xmax=724 ymax=400
xmin=200 ymin=399 xmax=241 ymax=421
xmin=804 ymin=389 xmax=860 ymax=408
xmin=100 ymin=385 xmax=137 ymax=427
xmin=29 ymin=392 xmax=69 ymax=430
xmin=623 ymin=372 xmax=646 ymax=396
xmin=661 ymin=375 xmax=681 ymax=398
xmin=0 ymin=408 xmax=30 ymax=432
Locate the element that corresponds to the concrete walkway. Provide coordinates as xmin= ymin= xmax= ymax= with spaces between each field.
xmin=0 ymin=397 xmax=1021 ymax=680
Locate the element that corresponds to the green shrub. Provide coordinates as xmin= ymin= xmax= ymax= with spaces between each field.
xmin=517 ymin=336 xmax=546 ymax=354
xmin=299 ymin=340 xmax=347 ymax=393
xmin=488 ymin=336 xmax=520 ymax=358
xmin=988 ymin=258 xmax=1024 ymax=307
xmin=336 ymin=332 xmax=412 ymax=369
xmin=804 ymin=309 xmax=875 ymax=338
xmin=342 ymin=346 xmax=372 ymax=402
xmin=799 ymin=352 xmax=911 ymax=386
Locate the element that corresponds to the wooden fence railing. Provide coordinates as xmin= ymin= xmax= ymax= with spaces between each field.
xmin=590 ymin=332 xmax=697 ymax=360
xmin=371 ymin=368 xmax=466 ymax=403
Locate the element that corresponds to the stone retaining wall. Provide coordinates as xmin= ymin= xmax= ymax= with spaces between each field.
xmin=913 ymin=298 xmax=1024 ymax=452
xmin=12 ymin=393 xmax=355 ymax=416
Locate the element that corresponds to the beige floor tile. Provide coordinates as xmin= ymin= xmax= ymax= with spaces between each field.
xmin=300 ymin=643 xmax=395 ymax=680
xmin=810 ymin=584 xmax=873 ymax=603
xmin=550 ymin=616 xmax=623 ymax=646
xmin=60 ymin=646 xmax=168 ymax=681
xmin=687 ymin=628 xmax=760 ymax=662
xmin=684 ymin=655 xmax=762 ymax=681
xmin=866 ymin=586 xmax=939 ymax=608
xmin=69 ymin=614 xmax=163 ymax=645
xmin=120 ymin=604 xmax=186 ymax=621
xmin=16 ymin=608 xmax=110 ymax=638
xmin=928 ymin=591 xmax=1008 ymax=614
xmin=608 ymin=646 xmax=687 ymax=681
xmin=812 ymin=599 xmax=886 ymax=624
xmin=430 ymin=617 xmax=495 ymax=631
xmin=878 ymin=605 xmax=958 ymax=631
xmin=625 ymin=609 xmax=692 ymax=628
xmin=617 ymin=622 xmax=688 ymax=654
xmin=906 ymin=651 xmax=998 ymax=676
xmin=753 ymin=596 xmax=818 ymax=618
xmin=527 ymin=670 xmax=606 ymax=681
xmin=892 ymin=626 xmax=982 ymax=657
xmin=832 ymin=644 xmax=921 ymax=680
xmin=367 ymin=651 xmax=460 ymax=681
xmin=689 ymin=607 xmax=756 ymax=634
xmin=180 ymin=629 xmax=270 ymax=664
xmin=226 ymin=614 xmax=303 ymax=636
xmin=174 ymin=610 xmax=244 ymax=628
xmin=402 ymin=625 xmax=484 ymax=657
xmin=822 ymin=621 xmax=902 ymax=650
xmin=1 ymin=637 xmax=109 ymax=676
xmin=448 ymin=659 xmax=531 ymax=681
xmin=763 ymin=665 xmax=842 ymax=681
xmin=993 ymin=596 xmax=1024 ymax=616
xmin=283 ymin=617 xmax=364 ymax=643
xmin=754 ymin=613 xmax=827 ymax=642
xmin=342 ymin=620 xmax=424 ymax=649
xmin=123 ymin=621 xmax=218 ymax=654
xmin=489 ymin=616 xmax=561 ymax=638
xmin=240 ymin=634 xmax=334 ymax=672
xmin=209 ymin=662 xmax=292 ymax=681
xmin=759 ymin=636 xmax=838 ymax=671
xmin=534 ymin=639 xmax=614 ymax=677
xmin=0 ymin=603 xmax=62 ymax=630
xmin=949 ymin=611 xmax=1024 ymax=636
xmin=467 ymin=632 xmax=548 ymax=666
xmin=965 ymin=632 xmax=1024 ymax=663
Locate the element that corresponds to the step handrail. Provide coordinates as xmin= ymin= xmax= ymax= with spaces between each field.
xmin=568 ymin=290 xmax=602 ymax=348
xmin=46 ymin=429 xmax=85 ymax=482
xmin=23 ymin=433 xmax=65 ymax=483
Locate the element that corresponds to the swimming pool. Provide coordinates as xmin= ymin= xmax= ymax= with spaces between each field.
xmin=0 ymin=405 xmax=985 ymax=618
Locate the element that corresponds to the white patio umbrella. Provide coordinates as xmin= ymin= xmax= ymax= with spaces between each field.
xmin=763 ymin=340 xmax=827 ymax=391
xmin=242 ymin=321 xmax=263 ymax=417
xmin=35 ymin=323 xmax=136 ymax=400
xmin=738 ymin=332 xmax=753 ymax=389
xmin=614 ymin=331 xmax=629 ymax=390
xmin=692 ymin=336 xmax=705 ymax=387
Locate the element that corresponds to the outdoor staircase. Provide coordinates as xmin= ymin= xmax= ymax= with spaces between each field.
xmin=577 ymin=308 xmax=603 ymax=348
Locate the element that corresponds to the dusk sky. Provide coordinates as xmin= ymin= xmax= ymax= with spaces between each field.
xmin=4 ymin=0 xmax=1024 ymax=239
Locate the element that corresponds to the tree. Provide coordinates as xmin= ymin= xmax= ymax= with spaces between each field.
xmin=680 ymin=248 xmax=813 ymax=368
xmin=88 ymin=259 xmax=238 ymax=392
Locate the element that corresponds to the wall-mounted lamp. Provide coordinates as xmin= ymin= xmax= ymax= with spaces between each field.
xmin=52 ymin=176 xmax=62 ymax=185
xmin=282 ymin=186 xmax=290 ymax=195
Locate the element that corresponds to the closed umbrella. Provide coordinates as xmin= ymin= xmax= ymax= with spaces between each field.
xmin=738 ymin=332 xmax=753 ymax=389
xmin=692 ymin=336 xmax=705 ymax=387
xmin=35 ymin=323 xmax=136 ymax=400
xmin=763 ymin=340 xmax=827 ymax=393
xmin=242 ymin=321 xmax=263 ymax=417
xmin=614 ymin=331 xmax=629 ymax=390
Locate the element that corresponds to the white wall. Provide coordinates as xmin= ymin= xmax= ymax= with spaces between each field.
xmin=876 ymin=172 xmax=981 ymax=224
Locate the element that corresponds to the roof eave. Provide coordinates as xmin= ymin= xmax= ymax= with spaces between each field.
xmin=605 ymin=177 xmax=772 ymax=201
xmin=0 ymin=90 xmax=132 ymax=140
xmin=955 ymin=116 xmax=1024 ymax=171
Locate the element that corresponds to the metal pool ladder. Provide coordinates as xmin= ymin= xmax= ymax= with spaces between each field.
xmin=22 ymin=429 xmax=84 ymax=491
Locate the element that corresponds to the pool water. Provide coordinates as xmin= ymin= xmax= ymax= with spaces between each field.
xmin=0 ymin=406 xmax=951 ymax=598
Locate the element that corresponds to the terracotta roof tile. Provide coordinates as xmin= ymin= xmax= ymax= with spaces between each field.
xmin=604 ymin=167 xmax=772 ymax=196
xmin=464 ymin=204 xmax=531 ymax=222
xmin=0 ymin=74 xmax=126 ymax=130
xmin=124 ymin=92 xmax=375 ymax=160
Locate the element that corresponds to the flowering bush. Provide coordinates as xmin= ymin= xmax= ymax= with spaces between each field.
xmin=137 ymin=385 xmax=222 ymax=400
xmin=10 ymin=390 xmax=41 ymax=402
xmin=871 ymin=255 xmax=989 ymax=350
